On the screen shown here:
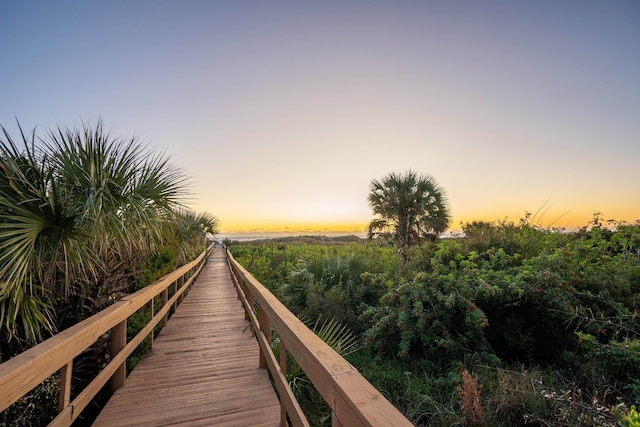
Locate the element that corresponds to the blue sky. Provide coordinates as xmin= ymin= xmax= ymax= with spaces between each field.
xmin=2 ymin=1 xmax=639 ymax=233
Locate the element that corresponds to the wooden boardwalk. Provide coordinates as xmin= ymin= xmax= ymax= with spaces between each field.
xmin=93 ymin=248 xmax=281 ymax=426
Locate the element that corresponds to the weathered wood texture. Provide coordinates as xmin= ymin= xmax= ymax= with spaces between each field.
xmin=93 ymin=249 xmax=280 ymax=427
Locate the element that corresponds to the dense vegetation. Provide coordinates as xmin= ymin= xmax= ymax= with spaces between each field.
xmin=0 ymin=122 xmax=217 ymax=426
xmin=227 ymin=216 xmax=640 ymax=426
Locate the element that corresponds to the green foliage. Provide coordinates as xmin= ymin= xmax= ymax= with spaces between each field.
xmin=229 ymin=238 xmax=397 ymax=318
xmin=127 ymin=309 xmax=152 ymax=373
xmin=309 ymin=317 xmax=360 ymax=356
xmin=363 ymin=274 xmax=490 ymax=367
xmin=231 ymin=220 xmax=640 ymax=425
xmin=138 ymin=250 xmax=177 ymax=290
xmin=619 ymin=405 xmax=640 ymax=427
xmin=284 ymin=253 xmax=385 ymax=332
xmin=367 ymin=170 xmax=451 ymax=259
xmin=571 ymin=315 xmax=640 ymax=403
xmin=0 ymin=120 xmax=196 ymax=346
xmin=167 ymin=210 xmax=219 ymax=266
xmin=347 ymin=351 xmax=460 ymax=426
xmin=227 ymin=242 xmax=307 ymax=295
xmin=478 ymin=365 xmax=627 ymax=426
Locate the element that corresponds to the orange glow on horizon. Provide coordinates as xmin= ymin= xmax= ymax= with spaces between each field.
xmin=219 ymin=220 xmax=370 ymax=235
xmin=219 ymin=209 xmax=640 ymax=235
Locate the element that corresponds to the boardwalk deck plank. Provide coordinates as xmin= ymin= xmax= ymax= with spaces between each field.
xmin=93 ymin=249 xmax=280 ymax=427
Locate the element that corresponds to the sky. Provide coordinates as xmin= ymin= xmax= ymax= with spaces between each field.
xmin=1 ymin=1 xmax=639 ymax=234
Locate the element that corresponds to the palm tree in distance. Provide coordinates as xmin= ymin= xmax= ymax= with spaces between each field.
xmin=368 ymin=170 xmax=451 ymax=261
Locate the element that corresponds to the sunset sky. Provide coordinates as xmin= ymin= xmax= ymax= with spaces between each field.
xmin=2 ymin=1 xmax=639 ymax=234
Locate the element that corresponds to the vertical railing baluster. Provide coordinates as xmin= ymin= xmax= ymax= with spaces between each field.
xmin=109 ymin=319 xmax=127 ymax=392
xmin=173 ymin=280 xmax=178 ymax=309
xmin=258 ymin=305 xmax=271 ymax=369
xmin=58 ymin=361 xmax=73 ymax=412
xmin=161 ymin=288 xmax=169 ymax=327
xmin=246 ymin=287 xmax=254 ymax=325
xmin=280 ymin=340 xmax=287 ymax=427
xmin=177 ymin=276 xmax=185 ymax=304
xmin=150 ymin=298 xmax=155 ymax=348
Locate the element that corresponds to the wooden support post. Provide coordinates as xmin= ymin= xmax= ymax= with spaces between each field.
xmin=177 ymin=276 xmax=185 ymax=304
xmin=161 ymin=288 xmax=169 ymax=327
xmin=234 ymin=275 xmax=241 ymax=299
xmin=173 ymin=280 xmax=178 ymax=308
xmin=280 ymin=340 xmax=287 ymax=427
xmin=58 ymin=361 xmax=73 ymax=412
xmin=245 ymin=287 xmax=253 ymax=322
xmin=258 ymin=305 xmax=271 ymax=369
xmin=109 ymin=319 xmax=127 ymax=392
xmin=331 ymin=411 xmax=344 ymax=427
xmin=149 ymin=298 xmax=155 ymax=348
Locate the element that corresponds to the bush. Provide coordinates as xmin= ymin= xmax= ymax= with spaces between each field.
xmin=224 ymin=226 xmax=640 ymax=426
xmin=362 ymin=273 xmax=490 ymax=368
xmin=284 ymin=254 xmax=385 ymax=332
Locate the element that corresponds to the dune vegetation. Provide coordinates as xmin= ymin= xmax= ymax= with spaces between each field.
xmin=227 ymin=171 xmax=640 ymax=426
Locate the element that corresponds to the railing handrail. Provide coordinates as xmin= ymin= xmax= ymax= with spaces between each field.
xmin=226 ymin=249 xmax=413 ymax=427
xmin=0 ymin=245 xmax=213 ymax=425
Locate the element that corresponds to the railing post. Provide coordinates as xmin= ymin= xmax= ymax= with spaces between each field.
xmin=258 ymin=305 xmax=271 ymax=369
xmin=161 ymin=288 xmax=169 ymax=327
xmin=331 ymin=411 xmax=344 ymax=427
xmin=229 ymin=264 xmax=242 ymax=301
xmin=110 ymin=319 xmax=127 ymax=392
xmin=149 ymin=298 xmax=155 ymax=348
xmin=280 ymin=340 xmax=287 ymax=427
xmin=177 ymin=276 xmax=185 ymax=304
xmin=173 ymin=280 xmax=178 ymax=308
xmin=58 ymin=361 xmax=73 ymax=412
xmin=245 ymin=287 xmax=254 ymax=323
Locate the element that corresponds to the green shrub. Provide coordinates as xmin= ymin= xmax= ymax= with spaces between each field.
xmin=284 ymin=253 xmax=385 ymax=332
xmin=228 ymin=227 xmax=640 ymax=425
xmin=347 ymin=350 xmax=462 ymax=426
xmin=126 ymin=309 xmax=152 ymax=373
xmin=619 ymin=405 xmax=640 ymax=427
xmin=362 ymin=273 xmax=490 ymax=368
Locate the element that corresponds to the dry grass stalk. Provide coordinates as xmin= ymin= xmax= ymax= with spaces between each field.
xmin=457 ymin=368 xmax=486 ymax=426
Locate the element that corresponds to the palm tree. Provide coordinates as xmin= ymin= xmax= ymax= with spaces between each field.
xmin=367 ymin=170 xmax=450 ymax=260
xmin=0 ymin=121 xmax=192 ymax=346
xmin=169 ymin=210 xmax=219 ymax=265
xmin=0 ymin=125 xmax=69 ymax=344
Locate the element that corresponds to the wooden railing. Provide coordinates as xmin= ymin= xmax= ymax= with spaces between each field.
xmin=0 ymin=246 xmax=212 ymax=426
xmin=226 ymin=249 xmax=414 ymax=427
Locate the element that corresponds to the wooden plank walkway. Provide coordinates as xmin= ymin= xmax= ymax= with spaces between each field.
xmin=93 ymin=248 xmax=281 ymax=426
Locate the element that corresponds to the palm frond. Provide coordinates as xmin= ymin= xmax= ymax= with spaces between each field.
xmin=311 ymin=317 xmax=360 ymax=357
